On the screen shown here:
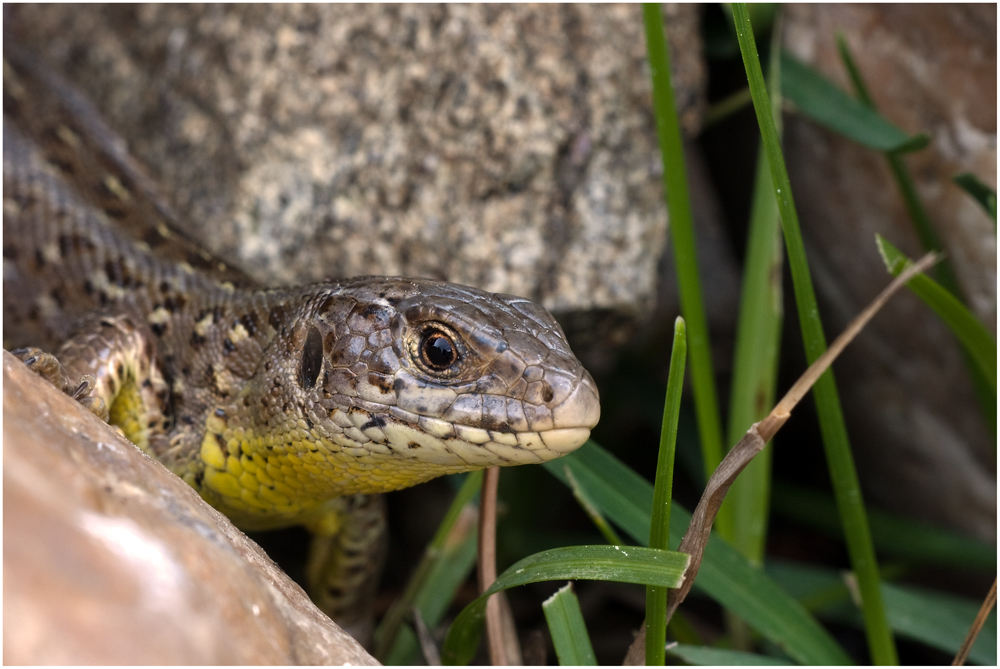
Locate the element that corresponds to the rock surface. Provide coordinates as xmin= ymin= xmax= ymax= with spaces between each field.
xmin=782 ymin=5 xmax=996 ymax=539
xmin=3 ymin=351 xmax=378 ymax=665
xmin=4 ymin=4 xmax=705 ymax=326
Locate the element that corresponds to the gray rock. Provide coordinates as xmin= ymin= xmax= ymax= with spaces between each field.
xmin=5 ymin=4 xmax=706 ymax=328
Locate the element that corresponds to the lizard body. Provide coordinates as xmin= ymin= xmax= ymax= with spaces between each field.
xmin=3 ymin=47 xmax=599 ymax=632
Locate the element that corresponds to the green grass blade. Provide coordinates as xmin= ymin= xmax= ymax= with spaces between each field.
xmin=544 ymin=442 xmax=852 ymax=665
xmin=733 ymin=5 xmax=898 ymax=663
xmin=724 ymin=12 xmax=784 ymax=570
xmin=768 ymin=561 xmax=998 ymax=665
xmin=647 ymin=317 xmax=687 ymax=665
xmin=953 ymin=172 xmax=998 ymax=222
xmin=877 ymin=235 xmax=997 ymax=395
xmin=374 ymin=471 xmax=482 ymax=663
xmin=543 ymin=583 xmax=598 ymax=666
xmin=879 ymin=583 xmax=997 ymax=665
xmin=666 ymin=644 xmax=795 ymax=666
xmin=441 ymin=545 xmax=689 ymax=665
xmin=772 ymin=483 xmax=996 ymax=572
xmin=780 ymin=51 xmax=928 ymax=153
xmin=642 ymin=3 xmax=727 ymax=517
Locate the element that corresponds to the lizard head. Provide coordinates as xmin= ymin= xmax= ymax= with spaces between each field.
xmin=316 ymin=277 xmax=599 ymax=461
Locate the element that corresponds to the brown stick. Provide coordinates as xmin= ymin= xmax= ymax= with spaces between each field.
xmin=478 ymin=466 xmax=513 ymax=665
xmin=952 ymin=578 xmax=996 ymax=666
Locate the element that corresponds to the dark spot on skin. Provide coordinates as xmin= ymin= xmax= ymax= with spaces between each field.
xmin=304 ymin=416 xmax=314 ymax=430
xmin=222 ymin=337 xmax=235 ymax=354
xmin=361 ymin=415 xmax=386 ymax=430
xmin=159 ymin=281 xmax=171 ymax=293
xmin=359 ymin=304 xmax=381 ymax=320
xmin=102 ymin=204 xmax=128 ymax=220
xmin=34 ymin=249 xmax=45 ymax=269
xmin=240 ymin=313 xmax=259 ymax=338
xmin=496 ymin=422 xmax=512 ymax=433
xmin=150 ymin=322 xmax=167 ymax=337
xmin=58 ymin=234 xmax=96 ymax=257
xmin=82 ymin=279 xmax=95 ymax=296
xmin=368 ymin=372 xmax=393 ymax=393
xmin=268 ymin=305 xmax=287 ymax=331
xmin=298 ymin=326 xmax=324 ymax=389
xmin=408 ymin=442 xmax=421 ymax=449
xmin=182 ymin=415 xmax=196 ymax=425
xmin=163 ymin=294 xmax=187 ymax=311
xmin=190 ymin=331 xmax=205 ymax=347
xmin=542 ymin=382 xmax=555 ymax=403
xmin=49 ymin=286 xmax=66 ymax=308
xmin=47 ymin=157 xmax=75 ymax=175
xmin=142 ymin=226 xmax=168 ymax=249
xmin=141 ymin=379 xmax=153 ymax=388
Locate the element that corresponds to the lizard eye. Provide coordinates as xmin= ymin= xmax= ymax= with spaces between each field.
xmin=414 ymin=324 xmax=462 ymax=374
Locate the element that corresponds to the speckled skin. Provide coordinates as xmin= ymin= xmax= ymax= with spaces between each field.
xmin=2 ymin=46 xmax=599 ymax=633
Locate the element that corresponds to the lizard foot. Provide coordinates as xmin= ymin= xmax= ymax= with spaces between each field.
xmin=12 ymin=348 xmax=109 ymax=420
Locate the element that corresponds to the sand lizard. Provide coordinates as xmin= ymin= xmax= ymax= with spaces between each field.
xmin=2 ymin=45 xmax=600 ymax=638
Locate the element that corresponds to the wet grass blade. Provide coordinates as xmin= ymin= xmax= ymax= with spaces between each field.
xmin=666 ymin=644 xmax=795 ymax=666
xmin=877 ymin=235 xmax=996 ymax=396
xmin=772 ymin=483 xmax=996 ymax=572
xmin=780 ymin=51 xmax=928 ymax=153
xmin=724 ymin=10 xmax=784 ymax=571
xmin=734 ymin=5 xmax=898 ymax=663
xmin=543 ymin=583 xmax=597 ymax=666
xmin=767 ymin=560 xmax=998 ymax=665
xmin=544 ymin=442 xmax=852 ymax=665
xmin=953 ymin=172 xmax=998 ymax=223
xmin=647 ymin=317 xmax=687 ymax=665
xmin=642 ymin=3 xmax=727 ymax=521
xmin=441 ymin=545 xmax=689 ymax=665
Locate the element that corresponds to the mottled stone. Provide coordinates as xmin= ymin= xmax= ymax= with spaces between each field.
xmin=3 ymin=351 xmax=378 ymax=665
xmin=5 ymin=4 xmax=706 ymax=328
xmin=782 ymin=5 xmax=996 ymax=539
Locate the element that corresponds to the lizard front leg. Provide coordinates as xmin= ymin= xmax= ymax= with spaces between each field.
xmin=304 ymin=494 xmax=388 ymax=645
xmin=15 ymin=313 xmax=171 ymax=456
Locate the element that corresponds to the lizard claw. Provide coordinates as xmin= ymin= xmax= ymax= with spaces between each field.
xmin=13 ymin=349 xmax=108 ymax=420
xmin=73 ymin=375 xmax=109 ymax=421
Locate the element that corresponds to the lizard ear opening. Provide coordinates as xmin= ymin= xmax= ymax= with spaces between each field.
xmin=299 ymin=326 xmax=324 ymax=389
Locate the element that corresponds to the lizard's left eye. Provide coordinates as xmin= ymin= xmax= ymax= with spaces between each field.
xmin=421 ymin=330 xmax=457 ymax=369
xmin=412 ymin=323 xmax=463 ymax=376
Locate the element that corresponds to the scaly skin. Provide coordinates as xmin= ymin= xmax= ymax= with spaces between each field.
xmin=2 ymin=46 xmax=600 ymax=632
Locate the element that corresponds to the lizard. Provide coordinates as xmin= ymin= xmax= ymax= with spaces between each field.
xmin=2 ymin=44 xmax=601 ymax=641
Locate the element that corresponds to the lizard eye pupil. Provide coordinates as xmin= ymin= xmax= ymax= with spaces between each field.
xmin=421 ymin=330 xmax=457 ymax=370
